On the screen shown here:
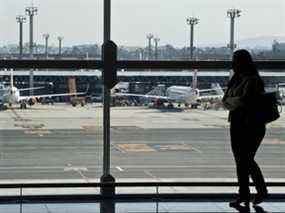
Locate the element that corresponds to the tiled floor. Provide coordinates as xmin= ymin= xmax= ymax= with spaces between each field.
xmin=1 ymin=201 xmax=285 ymax=213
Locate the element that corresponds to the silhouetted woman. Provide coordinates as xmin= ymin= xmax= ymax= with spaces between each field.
xmin=222 ymin=49 xmax=268 ymax=207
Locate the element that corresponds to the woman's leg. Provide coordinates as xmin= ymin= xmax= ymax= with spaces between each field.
xmin=250 ymin=160 xmax=267 ymax=194
xmin=230 ymin=123 xmax=250 ymax=200
xmin=248 ymin=125 xmax=267 ymax=195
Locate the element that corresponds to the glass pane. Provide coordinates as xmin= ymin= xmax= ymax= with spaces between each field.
xmin=111 ymin=69 xmax=285 ymax=185
xmin=1 ymin=0 xmax=103 ymax=183
xmin=0 ymin=68 xmax=103 ymax=182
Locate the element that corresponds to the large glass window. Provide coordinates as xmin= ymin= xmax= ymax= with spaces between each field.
xmin=110 ymin=69 xmax=285 ymax=185
xmin=1 ymin=0 xmax=103 ymax=184
xmin=110 ymin=0 xmax=285 ymax=185
xmin=0 ymin=0 xmax=284 ymax=190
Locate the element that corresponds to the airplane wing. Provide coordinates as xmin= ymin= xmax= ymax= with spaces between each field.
xmin=113 ymin=92 xmax=173 ymax=101
xmin=18 ymin=91 xmax=87 ymax=101
xmin=197 ymin=94 xmax=224 ymax=101
xmin=18 ymin=84 xmax=89 ymax=102
xmin=0 ymin=87 xmax=45 ymax=93
xmin=198 ymin=88 xmax=225 ymax=93
xmin=19 ymin=86 xmax=45 ymax=92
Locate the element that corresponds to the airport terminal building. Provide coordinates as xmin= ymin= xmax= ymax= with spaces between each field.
xmin=2 ymin=69 xmax=285 ymax=96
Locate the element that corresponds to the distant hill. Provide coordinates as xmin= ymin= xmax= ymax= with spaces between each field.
xmin=238 ymin=36 xmax=285 ymax=50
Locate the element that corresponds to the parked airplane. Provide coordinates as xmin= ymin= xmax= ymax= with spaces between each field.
xmin=0 ymin=71 xmax=87 ymax=109
xmin=113 ymin=69 xmax=225 ymax=108
xmin=276 ymin=83 xmax=285 ymax=105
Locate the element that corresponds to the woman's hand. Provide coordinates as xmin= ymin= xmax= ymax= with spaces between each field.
xmin=223 ymin=97 xmax=243 ymax=111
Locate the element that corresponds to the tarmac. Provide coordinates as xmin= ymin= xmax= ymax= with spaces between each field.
xmin=0 ymin=103 xmax=284 ymax=184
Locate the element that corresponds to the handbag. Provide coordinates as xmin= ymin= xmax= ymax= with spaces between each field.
xmin=256 ymin=91 xmax=280 ymax=124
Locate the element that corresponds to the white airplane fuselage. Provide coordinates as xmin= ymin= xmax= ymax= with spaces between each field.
xmin=166 ymin=86 xmax=199 ymax=104
xmin=2 ymin=86 xmax=21 ymax=105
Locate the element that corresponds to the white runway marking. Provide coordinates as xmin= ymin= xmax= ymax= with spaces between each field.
xmin=116 ymin=166 xmax=124 ymax=172
xmin=144 ymin=170 xmax=158 ymax=179
xmin=64 ymin=163 xmax=90 ymax=182
xmin=112 ymin=143 xmax=127 ymax=154
xmin=181 ymin=142 xmax=203 ymax=154
xmin=191 ymin=147 xmax=203 ymax=154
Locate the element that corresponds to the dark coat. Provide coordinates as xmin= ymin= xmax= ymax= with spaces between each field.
xmin=222 ymin=74 xmax=265 ymax=124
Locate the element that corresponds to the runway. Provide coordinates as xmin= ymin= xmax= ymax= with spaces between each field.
xmin=0 ymin=105 xmax=284 ymax=182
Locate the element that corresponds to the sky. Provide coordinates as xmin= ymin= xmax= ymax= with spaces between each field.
xmin=1 ymin=0 xmax=285 ymax=47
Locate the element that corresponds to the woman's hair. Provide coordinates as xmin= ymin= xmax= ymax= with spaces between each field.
xmin=232 ymin=49 xmax=257 ymax=76
xmin=228 ymin=49 xmax=264 ymax=88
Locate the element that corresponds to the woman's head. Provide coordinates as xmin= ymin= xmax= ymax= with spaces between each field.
xmin=232 ymin=49 xmax=257 ymax=76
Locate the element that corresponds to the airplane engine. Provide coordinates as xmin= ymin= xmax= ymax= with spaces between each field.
xmin=28 ymin=97 xmax=37 ymax=106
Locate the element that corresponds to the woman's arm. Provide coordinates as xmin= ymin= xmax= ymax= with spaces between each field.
xmin=223 ymin=97 xmax=243 ymax=111
xmin=222 ymin=74 xmax=243 ymax=111
xmin=222 ymin=76 xmax=262 ymax=111
xmin=239 ymin=76 xmax=262 ymax=107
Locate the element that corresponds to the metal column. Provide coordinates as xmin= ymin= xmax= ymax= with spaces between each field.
xmin=100 ymin=0 xmax=115 ymax=197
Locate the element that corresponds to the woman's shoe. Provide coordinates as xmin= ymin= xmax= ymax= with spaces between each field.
xmin=229 ymin=197 xmax=250 ymax=208
xmin=252 ymin=192 xmax=268 ymax=205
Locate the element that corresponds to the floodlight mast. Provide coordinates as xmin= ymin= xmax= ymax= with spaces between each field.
xmin=43 ymin=34 xmax=50 ymax=58
xmin=137 ymin=48 xmax=144 ymax=60
xmin=16 ymin=15 xmax=26 ymax=59
xmin=154 ymin=37 xmax=160 ymax=60
xmin=227 ymin=9 xmax=241 ymax=57
xmin=146 ymin=34 xmax=154 ymax=60
xmin=186 ymin=17 xmax=199 ymax=60
xmin=57 ymin=36 xmax=64 ymax=58
xmin=25 ymin=6 xmax=38 ymax=58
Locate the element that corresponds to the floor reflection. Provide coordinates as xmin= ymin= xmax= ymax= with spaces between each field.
xmin=0 ymin=200 xmax=283 ymax=213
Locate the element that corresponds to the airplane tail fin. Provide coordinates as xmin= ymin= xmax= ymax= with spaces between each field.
xmin=10 ymin=69 xmax=14 ymax=88
xmin=111 ymin=82 xmax=129 ymax=94
xmin=147 ymin=84 xmax=166 ymax=96
xmin=84 ymin=84 xmax=90 ymax=94
xmin=192 ymin=69 xmax=198 ymax=90
xmin=211 ymin=83 xmax=224 ymax=96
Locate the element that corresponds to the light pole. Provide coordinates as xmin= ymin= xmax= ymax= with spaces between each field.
xmin=227 ymin=9 xmax=241 ymax=57
xmin=186 ymin=17 xmax=199 ymax=60
xmin=146 ymin=34 xmax=154 ymax=60
xmin=26 ymin=6 xmax=37 ymax=96
xmin=16 ymin=15 xmax=26 ymax=59
xmin=25 ymin=6 xmax=38 ymax=58
xmin=227 ymin=9 xmax=241 ymax=78
xmin=154 ymin=37 xmax=160 ymax=60
xmin=57 ymin=36 xmax=64 ymax=58
xmin=43 ymin=34 xmax=50 ymax=59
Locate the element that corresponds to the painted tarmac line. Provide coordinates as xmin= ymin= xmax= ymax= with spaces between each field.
xmin=191 ymin=147 xmax=203 ymax=154
xmin=116 ymin=166 xmax=124 ymax=172
xmin=112 ymin=143 xmax=127 ymax=154
xmin=144 ymin=170 xmax=159 ymax=180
